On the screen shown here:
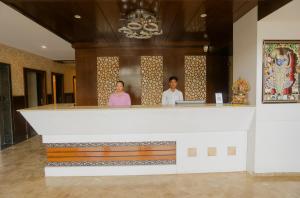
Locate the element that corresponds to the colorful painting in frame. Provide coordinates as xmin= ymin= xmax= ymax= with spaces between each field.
xmin=263 ymin=40 xmax=300 ymax=103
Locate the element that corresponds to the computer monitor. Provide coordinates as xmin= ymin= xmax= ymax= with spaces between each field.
xmin=175 ymin=100 xmax=206 ymax=105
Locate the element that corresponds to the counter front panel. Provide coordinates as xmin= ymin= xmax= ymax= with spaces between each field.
xmin=19 ymin=104 xmax=255 ymax=176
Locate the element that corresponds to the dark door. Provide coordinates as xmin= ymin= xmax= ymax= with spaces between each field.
xmin=51 ymin=73 xmax=64 ymax=103
xmin=0 ymin=63 xmax=13 ymax=149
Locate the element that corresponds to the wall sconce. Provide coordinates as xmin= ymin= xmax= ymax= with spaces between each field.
xmin=203 ymin=45 xmax=209 ymax=53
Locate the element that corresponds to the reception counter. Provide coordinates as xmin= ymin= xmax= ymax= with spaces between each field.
xmin=19 ymin=104 xmax=255 ymax=176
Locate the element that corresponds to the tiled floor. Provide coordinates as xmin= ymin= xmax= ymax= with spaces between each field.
xmin=1 ymin=136 xmax=300 ymax=198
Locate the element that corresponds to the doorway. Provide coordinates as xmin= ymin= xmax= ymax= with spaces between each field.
xmin=24 ymin=68 xmax=47 ymax=138
xmin=0 ymin=63 xmax=13 ymax=149
xmin=51 ymin=72 xmax=64 ymax=103
xmin=24 ymin=68 xmax=47 ymax=107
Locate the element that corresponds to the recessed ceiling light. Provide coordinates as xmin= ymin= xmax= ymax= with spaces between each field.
xmin=74 ymin=14 xmax=81 ymax=19
xmin=41 ymin=45 xmax=47 ymax=49
xmin=201 ymin=13 xmax=207 ymax=18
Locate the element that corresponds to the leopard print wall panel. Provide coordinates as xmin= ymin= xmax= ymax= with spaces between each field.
xmin=96 ymin=57 xmax=120 ymax=106
xmin=141 ymin=56 xmax=163 ymax=105
xmin=184 ymin=56 xmax=206 ymax=101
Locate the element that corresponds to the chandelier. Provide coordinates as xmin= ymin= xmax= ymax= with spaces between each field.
xmin=118 ymin=9 xmax=163 ymax=39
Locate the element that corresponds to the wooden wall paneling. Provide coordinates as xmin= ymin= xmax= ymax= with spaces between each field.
xmin=11 ymin=96 xmax=27 ymax=144
xmin=163 ymin=53 xmax=185 ymax=96
xmin=258 ymin=0 xmax=292 ymax=20
xmin=48 ymin=156 xmax=176 ymax=162
xmin=75 ymin=49 xmax=98 ymax=106
xmin=206 ymin=55 xmax=229 ymax=103
xmin=47 ymin=144 xmax=176 ymax=152
xmin=46 ymin=142 xmax=176 ymax=165
xmin=75 ymin=47 xmax=224 ymax=106
xmin=64 ymin=93 xmax=75 ymax=103
xmin=47 ymin=150 xmax=176 ymax=157
xmin=3 ymin=0 xmax=258 ymax=47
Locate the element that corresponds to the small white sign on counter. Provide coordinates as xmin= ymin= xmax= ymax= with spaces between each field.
xmin=215 ymin=93 xmax=223 ymax=104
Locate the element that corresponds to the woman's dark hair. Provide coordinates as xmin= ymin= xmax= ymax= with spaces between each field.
xmin=117 ymin=80 xmax=125 ymax=87
xmin=169 ymin=76 xmax=178 ymax=82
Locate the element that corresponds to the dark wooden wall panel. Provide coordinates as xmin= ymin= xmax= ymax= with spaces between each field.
xmin=75 ymin=47 xmax=229 ymax=106
xmin=75 ymin=49 xmax=98 ymax=106
xmin=163 ymin=53 xmax=185 ymax=94
xmin=258 ymin=0 xmax=292 ymax=20
xmin=11 ymin=96 xmax=27 ymax=143
xmin=206 ymin=55 xmax=229 ymax=103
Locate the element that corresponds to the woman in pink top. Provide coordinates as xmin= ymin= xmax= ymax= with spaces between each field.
xmin=108 ymin=81 xmax=131 ymax=107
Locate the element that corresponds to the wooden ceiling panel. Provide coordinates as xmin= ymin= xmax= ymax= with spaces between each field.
xmin=2 ymin=0 xmax=262 ymax=49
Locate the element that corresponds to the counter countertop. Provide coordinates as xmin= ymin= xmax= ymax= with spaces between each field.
xmin=19 ymin=103 xmax=255 ymax=111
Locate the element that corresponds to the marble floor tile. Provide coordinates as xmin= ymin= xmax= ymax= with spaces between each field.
xmin=0 ymin=136 xmax=300 ymax=198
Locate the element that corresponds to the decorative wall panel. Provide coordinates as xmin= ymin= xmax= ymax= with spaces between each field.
xmin=184 ymin=56 xmax=206 ymax=101
xmin=262 ymin=40 xmax=300 ymax=103
xmin=96 ymin=56 xmax=119 ymax=105
xmin=46 ymin=141 xmax=176 ymax=166
xmin=141 ymin=56 xmax=163 ymax=105
xmin=0 ymin=43 xmax=75 ymax=95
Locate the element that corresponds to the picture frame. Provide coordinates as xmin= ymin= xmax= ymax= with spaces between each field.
xmin=262 ymin=40 xmax=300 ymax=103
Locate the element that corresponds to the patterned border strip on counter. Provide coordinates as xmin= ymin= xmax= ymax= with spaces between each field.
xmin=47 ymin=160 xmax=176 ymax=167
xmin=46 ymin=141 xmax=176 ymax=148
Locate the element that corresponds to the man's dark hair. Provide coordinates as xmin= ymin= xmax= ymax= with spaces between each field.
xmin=117 ymin=80 xmax=125 ymax=86
xmin=169 ymin=76 xmax=178 ymax=82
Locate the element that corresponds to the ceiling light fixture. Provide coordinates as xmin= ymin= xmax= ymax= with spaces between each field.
xmin=200 ymin=13 xmax=207 ymax=18
xmin=74 ymin=14 xmax=81 ymax=19
xmin=118 ymin=0 xmax=162 ymax=40
xmin=118 ymin=9 xmax=162 ymax=39
xmin=41 ymin=45 xmax=47 ymax=49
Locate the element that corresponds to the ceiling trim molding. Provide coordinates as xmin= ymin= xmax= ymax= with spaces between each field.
xmin=72 ymin=40 xmax=209 ymax=49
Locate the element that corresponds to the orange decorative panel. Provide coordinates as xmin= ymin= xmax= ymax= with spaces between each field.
xmin=46 ymin=141 xmax=176 ymax=166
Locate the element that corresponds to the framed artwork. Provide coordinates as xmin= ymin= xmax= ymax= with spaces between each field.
xmin=262 ymin=40 xmax=300 ymax=103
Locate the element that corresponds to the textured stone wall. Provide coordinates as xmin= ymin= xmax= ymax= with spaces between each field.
xmin=184 ymin=56 xmax=206 ymax=101
xmin=0 ymin=43 xmax=75 ymax=96
xmin=141 ymin=56 xmax=163 ymax=105
xmin=96 ymin=57 xmax=120 ymax=106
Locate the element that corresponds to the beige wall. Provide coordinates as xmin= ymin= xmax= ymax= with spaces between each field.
xmin=0 ymin=43 xmax=75 ymax=96
xmin=233 ymin=7 xmax=257 ymax=105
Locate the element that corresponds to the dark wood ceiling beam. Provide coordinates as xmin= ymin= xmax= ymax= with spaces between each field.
xmin=72 ymin=40 xmax=209 ymax=49
xmin=160 ymin=1 xmax=182 ymax=41
xmin=258 ymin=0 xmax=292 ymax=20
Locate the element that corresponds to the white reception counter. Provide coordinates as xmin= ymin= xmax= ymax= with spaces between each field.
xmin=19 ymin=104 xmax=255 ymax=176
